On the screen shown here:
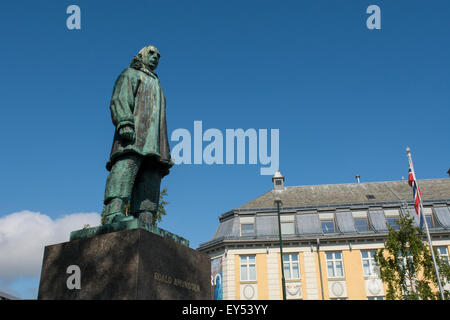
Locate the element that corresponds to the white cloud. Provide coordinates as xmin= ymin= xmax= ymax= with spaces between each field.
xmin=0 ymin=210 xmax=100 ymax=282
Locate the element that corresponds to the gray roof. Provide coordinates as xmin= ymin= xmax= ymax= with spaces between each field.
xmin=198 ymin=179 xmax=450 ymax=250
xmin=238 ymin=179 xmax=450 ymax=211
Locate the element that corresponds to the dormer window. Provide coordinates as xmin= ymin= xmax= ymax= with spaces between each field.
xmin=240 ymin=216 xmax=255 ymax=236
xmin=281 ymin=221 xmax=295 ymax=235
xmin=354 ymin=218 xmax=369 ymax=232
xmin=385 ymin=209 xmax=400 ymax=230
xmin=321 ymin=220 xmax=335 ymax=233
xmin=319 ymin=212 xmax=336 ymax=233
xmin=241 ymin=223 xmax=255 ymax=236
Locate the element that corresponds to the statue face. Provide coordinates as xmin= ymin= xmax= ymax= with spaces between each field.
xmin=146 ymin=47 xmax=160 ymax=70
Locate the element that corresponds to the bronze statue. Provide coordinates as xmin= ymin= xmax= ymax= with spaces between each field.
xmin=102 ymin=45 xmax=173 ymax=226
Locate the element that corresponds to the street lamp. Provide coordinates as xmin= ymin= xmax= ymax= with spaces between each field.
xmin=274 ymin=197 xmax=286 ymax=300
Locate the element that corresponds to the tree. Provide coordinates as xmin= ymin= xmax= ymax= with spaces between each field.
xmin=374 ymin=214 xmax=450 ymax=300
xmin=156 ymin=187 xmax=168 ymax=222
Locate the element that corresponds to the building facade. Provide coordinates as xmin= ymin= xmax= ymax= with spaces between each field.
xmin=198 ymin=172 xmax=450 ymax=300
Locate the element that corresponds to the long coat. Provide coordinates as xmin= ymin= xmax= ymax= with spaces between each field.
xmin=106 ymin=65 xmax=172 ymax=176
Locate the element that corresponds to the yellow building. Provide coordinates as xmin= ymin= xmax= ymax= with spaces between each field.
xmin=198 ymin=172 xmax=450 ymax=300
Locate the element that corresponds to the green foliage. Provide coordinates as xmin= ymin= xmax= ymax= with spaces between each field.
xmin=374 ymin=214 xmax=450 ymax=300
xmin=156 ymin=187 xmax=168 ymax=222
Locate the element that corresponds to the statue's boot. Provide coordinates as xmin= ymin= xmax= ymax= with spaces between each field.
xmin=102 ymin=198 xmax=134 ymax=224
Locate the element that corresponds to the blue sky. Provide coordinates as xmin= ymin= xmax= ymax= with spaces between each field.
xmin=0 ymin=0 xmax=449 ymax=299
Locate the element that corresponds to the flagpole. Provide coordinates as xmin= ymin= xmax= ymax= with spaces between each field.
xmin=406 ymin=147 xmax=445 ymax=300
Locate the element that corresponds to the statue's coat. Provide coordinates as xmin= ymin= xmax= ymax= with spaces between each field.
xmin=106 ymin=65 xmax=172 ymax=174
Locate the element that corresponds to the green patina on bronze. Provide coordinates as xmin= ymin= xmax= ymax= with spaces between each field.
xmin=101 ymin=45 xmax=173 ymax=227
xmin=70 ymin=219 xmax=189 ymax=247
xmin=70 ymin=45 xmax=189 ymax=244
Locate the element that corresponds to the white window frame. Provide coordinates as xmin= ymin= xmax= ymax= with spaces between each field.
xmin=326 ymin=251 xmax=345 ymax=279
xmin=436 ymin=247 xmax=450 ymax=285
xmin=397 ymin=253 xmax=417 ymax=292
xmin=240 ymin=255 xmax=257 ymax=282
xmin=361 ymin=250 xmax=378 ymax=277
xmin=283 ymin=253 xmax=301 ymax=280
xmin=437 ymin=247 xmax=449 ymax=264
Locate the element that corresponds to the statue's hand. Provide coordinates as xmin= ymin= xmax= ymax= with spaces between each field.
xmin=119 ymin=125 xmax=135 ymax=142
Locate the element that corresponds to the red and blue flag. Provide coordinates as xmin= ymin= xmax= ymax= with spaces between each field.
xmin=408 ymin=163 xmax=424 ymax=230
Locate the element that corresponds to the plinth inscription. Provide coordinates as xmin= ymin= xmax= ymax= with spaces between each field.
xmin=153 ymin=272 xmax=201 ymax=293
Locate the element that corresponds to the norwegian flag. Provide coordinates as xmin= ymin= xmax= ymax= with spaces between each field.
xmin=408 ymin=162 xmax=424 ymax=230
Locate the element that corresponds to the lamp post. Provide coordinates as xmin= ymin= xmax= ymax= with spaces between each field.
xmin=275 ymin=197 xmax=286 ymax=300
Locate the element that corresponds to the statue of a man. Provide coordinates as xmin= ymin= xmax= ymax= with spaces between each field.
xmin=102 ymin=45 xmax=173 ymax=225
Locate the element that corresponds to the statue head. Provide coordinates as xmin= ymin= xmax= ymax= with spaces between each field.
xmin=136 ymin=45 xmax=161 ymax=71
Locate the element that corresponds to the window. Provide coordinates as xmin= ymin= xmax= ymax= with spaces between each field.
xmin=437 ymin=247 xmax=449 ymax=264
xmin=361 ymin=250 xmax=378 ymax=277
xmin=321 ymin=220 xmax=335 ymax=233
xmin=355 ymin=218 xmax=369 ymax=232
xmin=326 ymin=252 xmax=345 ymax=278
xmin=425 ymin=214 xmax=435 ymax=228
xmin=283 ymin=253 xmax=300 ymax=280
xmin=240 ymin=255 xmax=256 ymax=281
xmin=241 ymin=223 xmax=254 ymax=236
xmin=386 ymin=217 xmax=399 ymax=230
xmin=281 ymin=222 xmax=295 ymax=235
xmin=368 ymin=296 xmax=384 ymax=300
xmin=397 ymin=253 xmax=415 ymax=285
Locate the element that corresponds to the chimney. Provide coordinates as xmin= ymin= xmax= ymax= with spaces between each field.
xmin=272 ymin=170 xmax=285 ymax=191
xmin=355 ymin=175 xmax=360 ymax=184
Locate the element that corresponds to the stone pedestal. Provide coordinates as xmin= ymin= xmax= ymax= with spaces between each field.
xmin=37 ymin=228 xmax=211 ymax=300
